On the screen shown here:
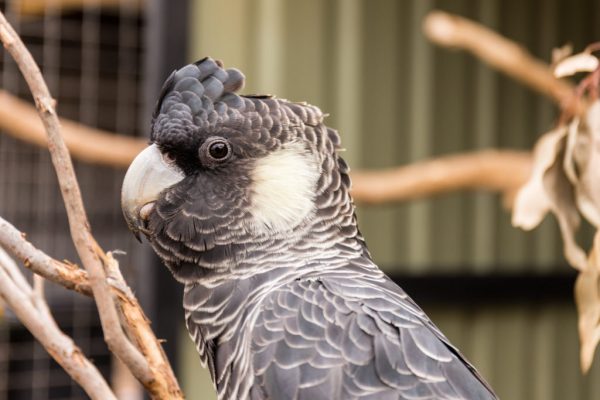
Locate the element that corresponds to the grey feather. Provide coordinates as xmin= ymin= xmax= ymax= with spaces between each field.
xmin=134 ymin=57 xmax=498 ymax=400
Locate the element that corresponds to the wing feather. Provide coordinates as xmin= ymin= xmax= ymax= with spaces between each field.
xmin=250 ymin=276 xmax=497 ymax=400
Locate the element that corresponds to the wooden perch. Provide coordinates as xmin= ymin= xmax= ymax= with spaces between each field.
xmin=423 ymin=11 xmax=587 ymax=117
xmin=15 ymin=0 xmax=145 ymax=17
xmin=0 ymin=11 xmax=182 ymax=399
xmin=0 ymin=90 xmax=146 ymax=168
xmin=352 ymin=150 xmax=532 ymax=205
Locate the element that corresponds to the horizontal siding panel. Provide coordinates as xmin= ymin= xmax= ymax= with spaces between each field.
xmin=186 ymin=0 xmax=600 ymax=398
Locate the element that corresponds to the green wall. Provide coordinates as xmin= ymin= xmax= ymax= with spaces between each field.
xmin=181 ymin=1 xmax=600 ymax=398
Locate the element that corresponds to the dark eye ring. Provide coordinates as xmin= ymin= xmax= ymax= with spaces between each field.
xmin=200 ymin=137 xmax=232 ymax=164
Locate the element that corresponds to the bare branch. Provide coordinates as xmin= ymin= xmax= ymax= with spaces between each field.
xmin=0 ymin=244 xmax=32 ymax=295
xmin=15 ymin=0 xmax=145 ymax=17
xmin=423 ymin=11 xmax=587 ymax=117
xmin=0 ymin=215 xmax=182 ymax=394
xmin=351 ymin=150 xmax=532 ymax=206
xmin=0 ymin=248 xmax=116 ymax=400
xmin=0 ymin=90 xmax=145 ymax=168
xmin=0 ymin=216 xmax=184 ymax=399
xmin=0 ymin=216 xmax=93 ymax=296
xmin=0 ymin=11 xmax=181 ymax=398
xmin=33 ymin=273 xmax=44 ymax=300
xmin=0 ymin=12 xmax=146 ymax=380
xmin=112 ymin=357 xmax=143 ymax=400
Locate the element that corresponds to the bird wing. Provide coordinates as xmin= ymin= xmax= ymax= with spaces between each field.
xmin=249 ymin=275 xmax=497 ymax=400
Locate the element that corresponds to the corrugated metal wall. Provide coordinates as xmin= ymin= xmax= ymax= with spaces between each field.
xmin=183 ymin=0 xmax=600 ymax=399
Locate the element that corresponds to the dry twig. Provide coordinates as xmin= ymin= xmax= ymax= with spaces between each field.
xmin=0 ymin=247 xmax=116 ymax=399
xmin=0 ymin=90 xmax=145 ymax=167
xmin=0 ymin=215 xmax=183 ymax=385
xmin=352 ymin=150 xmax=531 ymax=206
xmin=15 ymin=0 xmax=145 ymax=17
xmin=0 ymin=216 xmax=92 ymax=295
xmin=423 ymin=11 xmax=587 ymax=117
xmin=0 ymin=11 xmax=182 ymax=399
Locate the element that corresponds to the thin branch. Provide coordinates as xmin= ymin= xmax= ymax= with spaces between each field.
xmin=0 ymin=243 xmax=32 ymax=296
xmin=0 ymin=11 xmax=182 ymax=398
xmin=0 ymin=248 xmax=116 ymax=400
xmin=0 ymin=218 xmax=184 ymax=399
xmin=0 ymin=13 xmax=146 ymax=381
xmin=0 ymin=214 xmax=182 ymax=393
xmin=423 ymin=11 xmax=587 ymax=117
xmin=15 ymin=0 xmax=145 ymax=17
xmin=33 ymin=273 xmax=44 ymax=300
xmin=0 ymin=90 xmax=145 ymax=168
xmin=112 ymin=356 xmax=143 ymax=400
xmin=0 ymin=215 xmax=184 ymax=400
xmin=351 ymin=150 xmax=532 ymax=206
xmin=0 ymin=216 xmax=92 ymax=296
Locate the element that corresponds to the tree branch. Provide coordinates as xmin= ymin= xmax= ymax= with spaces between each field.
xmin=0 ymin=216 xmax=92 ymax=296
xmin=0 ymin=11 xmax=150 ymax=384
xmin=352 ymin=150 xmax=532 ymax=206
xmin=0 ymin=91 xmax=145 ymax=168
xmin=0 ymin=11 xmax=182 ymax=399
xmin=0 ymin=214 xmax=182 ymax=397
xmin=15 ymin=0 xmax=145 ymax=17
xmin=0 ymin=247 xmax=116 ymax=400
xmin=423 ymin=11 xmax=587 ymax=117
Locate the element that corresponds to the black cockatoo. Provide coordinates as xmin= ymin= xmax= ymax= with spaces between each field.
xmin=121 ymin=58 xmax=497 ymax=400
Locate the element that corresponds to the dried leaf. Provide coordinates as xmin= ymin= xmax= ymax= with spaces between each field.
xmin=544 ymin=147 xmax=587 ymax=271
xmin=576 ymin=233 xmax=600 ymax=373
xmin=554 ymin=52 xmax=599 ymax=78
xmin=574 ymin=101 xmax=600 ymax=228
xmin=512 ymin=127 xmax=567 ymax=229
xmin=551 ymin=43 xmax=573 ymax=66
xmin=517 ymin=49 xmax=600 ymax=373
xmin=512 ymin=125 xmax=587 ymax=270
xmin=563 ymin=116 xmax=583 ymax=185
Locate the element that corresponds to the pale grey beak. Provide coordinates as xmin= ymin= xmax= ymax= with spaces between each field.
xmin=121 ymin=144 xmax=184 ymax=240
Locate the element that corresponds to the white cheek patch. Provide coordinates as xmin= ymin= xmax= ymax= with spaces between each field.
xmin=250 ymin=142 xmax=320 ymax=232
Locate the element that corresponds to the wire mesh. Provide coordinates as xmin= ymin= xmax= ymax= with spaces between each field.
xmin=0 ymin=1 xmax=147 ymax=398
xmin=1 ymin=305 xmax=110 ymax=400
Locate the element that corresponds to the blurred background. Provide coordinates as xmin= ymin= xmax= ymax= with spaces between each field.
xmin=0 ymin=0 xmax=599 ymax=399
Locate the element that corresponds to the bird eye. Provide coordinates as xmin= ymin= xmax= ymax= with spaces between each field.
xmin=209 ymin=141 xmax=229 ymax=159
xmin=200 ymin=137 xmax=232 ymax=165
xmin=162 ymin=151 xmax=176 ymax=165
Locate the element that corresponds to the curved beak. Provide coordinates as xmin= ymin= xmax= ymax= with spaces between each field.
xmin=121 ymin=144 xmax=184 ymax=241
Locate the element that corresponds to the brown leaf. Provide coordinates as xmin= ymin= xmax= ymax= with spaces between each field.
xmin=554 ymin=52 xmax=599 ymax=78
xmin=544 ymin=146 xmax=587 ymax=271
xmin=573 ymin=101 xmax=600 ymax=228
xmin=513 ymin=125 xmax=587 ymax=270
xmin=563 ymin=115 xmax=584 ymax=185
xmin=513 ymin=127 xmax=567 ymax=229
xmin=551 ymin=43 xmax=573 ymax=66
xmin=576 ymin=233 xmax=600 ymax=373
